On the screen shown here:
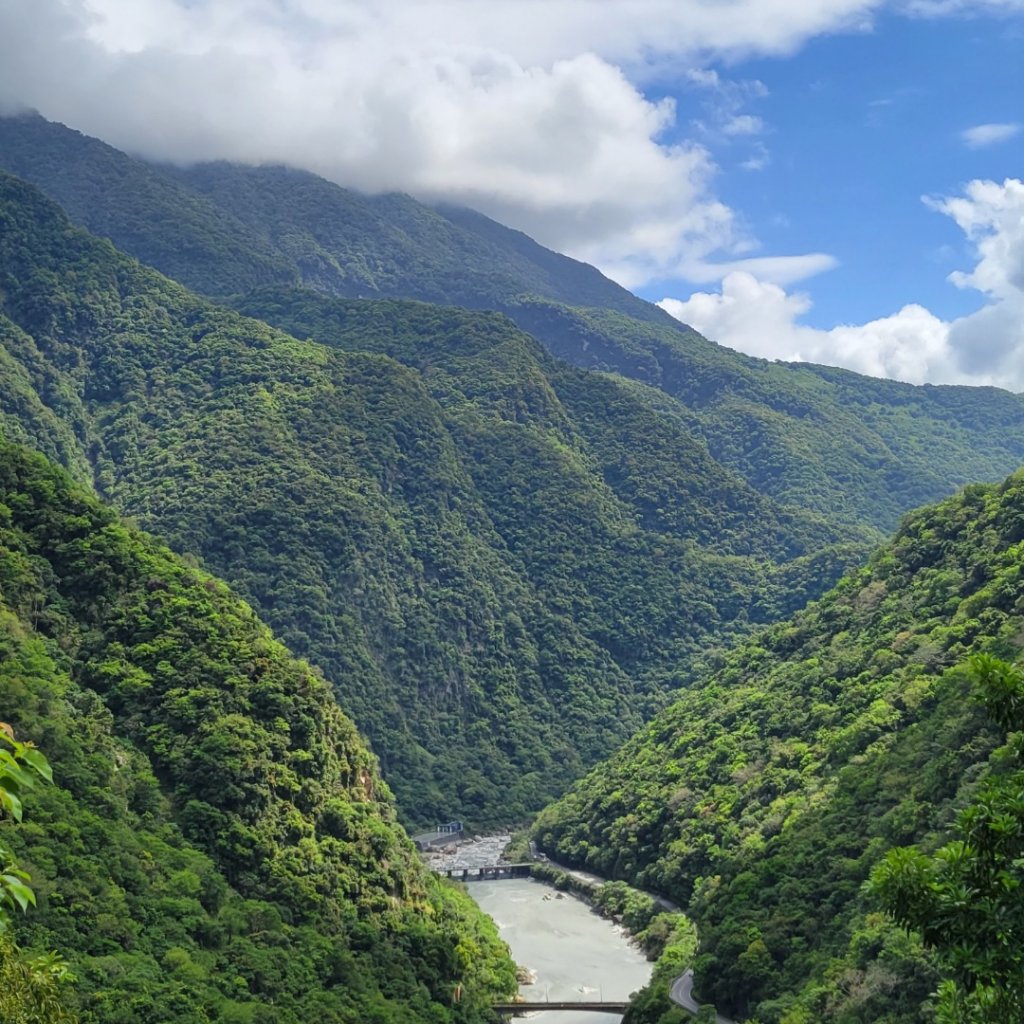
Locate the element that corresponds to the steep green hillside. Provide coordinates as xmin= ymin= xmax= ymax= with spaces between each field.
xmin=0 ymin=169 xmax=629 ymax=825
xmin=0 ymin=114 xmax=292 ymax=296
xmin=0 ymin=439 xmax=514 ymax=1023
xmin=233 ymin=287 xmax=861 ymax=678
xmin=510 ymin=301 xmax=1024 ymax=531
xmin=3 ymin=114 xmax=1022 ymax=538
xmin=234 ymin=288 xmax=829 ymax=558
xmin=869 ymin=655 xmax=1024 ymax=1024
xmin=0 ymin=112 xmax=658 ymax=321
xmin=536 ymin=472 xmax=1024 ymax=1023
xmin=0 ymin=172 xmax=857 ymax=825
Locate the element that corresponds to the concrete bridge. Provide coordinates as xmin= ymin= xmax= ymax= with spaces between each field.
xmin=444 ymin=862 xmax=533 ymax=882
xmin=493 ymin=1000 xmax=629 ymax=1016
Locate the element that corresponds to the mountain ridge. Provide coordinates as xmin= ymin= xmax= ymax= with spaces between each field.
xmin=3 ymin=112 xmax=1021 ymax=540
xmin=0 ymin=169 xmax=861 ymax=826
xmin=0 ymin=437 xmax=514 ymax=1023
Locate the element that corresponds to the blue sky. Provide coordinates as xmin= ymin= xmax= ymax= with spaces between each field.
xmin=1 ymin=1 xmax=1022 ymax=387
xmin=643 ymin=9 xmax=1024 ymax=328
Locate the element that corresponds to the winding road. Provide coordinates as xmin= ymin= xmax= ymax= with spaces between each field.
xmin=528 ymin=851 xmax=730 ymax=1022
xmin=669 ymin=969 xmax=733 ymax=1024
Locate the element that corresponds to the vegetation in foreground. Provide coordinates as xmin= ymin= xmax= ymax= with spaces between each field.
xmin=871 ymin=655 xmax=1024 ymax=1024
xmin=0 ymin=439 xmax=514 ymax=1022
xmin=1 ymin=722 xmax=77 ymax=1024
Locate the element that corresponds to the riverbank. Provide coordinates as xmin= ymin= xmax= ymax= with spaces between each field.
xmin=421 ymin=833 xmax=722 ymax=1022
xmin=526 ymin=861 xmax=689 ymax=961
xmin=470 ymin=876 xmax=652 ymax=1024
xmin=420 ymin=832 xmax=513 ymax=873
xmin=523 ymin=851 xmax=728 ymax=1023
xmin=422 ymin=833 xmax=668 ymax=955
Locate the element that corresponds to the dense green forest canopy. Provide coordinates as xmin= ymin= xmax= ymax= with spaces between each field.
xmin=1 ymin=109 xmax=1024 ymax=1024
xmin=870 ymin=655 xmax=1024 ymax=1024
xmin=0 ymin=722 xmax=76 ymax=1024
xmin=537 ymin=470 xmax=1024 ymax=1023
xmin=0 ymin=169 xmax=869 ymax=825
xmin=3 ymin=113 xmax=1023 ymax=538
xmin=0 ymin=438 xmax=514 ymax=1023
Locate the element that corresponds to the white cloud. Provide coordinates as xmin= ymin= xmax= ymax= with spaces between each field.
xmin=961 ymin=123 xmax=1021 ymax=148
xmin=929 ymin=179 xmax=1024 ymax=299
xmin=0 ymin=1 xmax=1018 ymax=293
xmin=0 ymin=0 xmax=888 ymax=291
xmin=72 ymin=0 xmax=888 ymax=68
xmin=722 ymin=114 xmax=765 ymax=136
xmin=679 ymin=252 xmax=838 ymax=286
xmin=661 ymin=275 xmax=959 ymax=381
xmin=740 ymin=143 xmax=772 ymax=171
xmin=660 ymin=179 xmax=1024 ymax=389
xmin=683 ymin=65 xmax=771 ymax=170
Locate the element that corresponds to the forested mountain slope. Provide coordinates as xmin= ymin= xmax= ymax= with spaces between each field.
xmin=536 ymin=471 xmax=1024 ymax=1023
xmin=3 ymin=113 xmax=1023 ymax=536
xmin=0 ymin=112 xmax=660 ymax=322
xmin=0 ymin=172 xmax=856 ymax=825
xmin=511 ymin=302 xmax=1024 ymax=530
xmin=0 ymin=439 xmax=514 ymax=1023
xmin=233 ymin=287 xmax=861 ymax=670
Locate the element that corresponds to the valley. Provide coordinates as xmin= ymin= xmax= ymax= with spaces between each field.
xmin=0 ymin=110 xmax=1022 ymax=1024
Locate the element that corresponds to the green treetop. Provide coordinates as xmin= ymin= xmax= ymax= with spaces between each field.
xmin=870 ymin=654 xmax=1024 ymax=1023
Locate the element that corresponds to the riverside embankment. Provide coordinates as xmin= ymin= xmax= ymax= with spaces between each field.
xmin=472 ymin=876 xmax=652 ymax=1024
xmin=426 ymin=834 xmax=650 ymax=1022
xmin=426 ymin=834 xmax=730 ymax=1023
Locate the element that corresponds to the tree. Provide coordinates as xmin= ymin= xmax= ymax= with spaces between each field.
xmin=0 ymin=721 xmax=75 ymax=1023
xmin=0 ymin=943 xmax=77 ymax=1024
xmin=0 ymin=720 xmax=52 ymax=930
xmin=869 ymin=655 xmax=1024 ymax=1023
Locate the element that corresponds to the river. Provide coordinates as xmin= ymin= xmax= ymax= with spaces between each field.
xmin=470 ymin=877 xmax=653 ymax=1024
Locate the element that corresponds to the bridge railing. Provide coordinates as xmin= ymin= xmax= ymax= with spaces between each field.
xmin=442 ymin=863 xmax=533 ymax=881
xmin=493 ymin=1000 xmax=628 ymax=1015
